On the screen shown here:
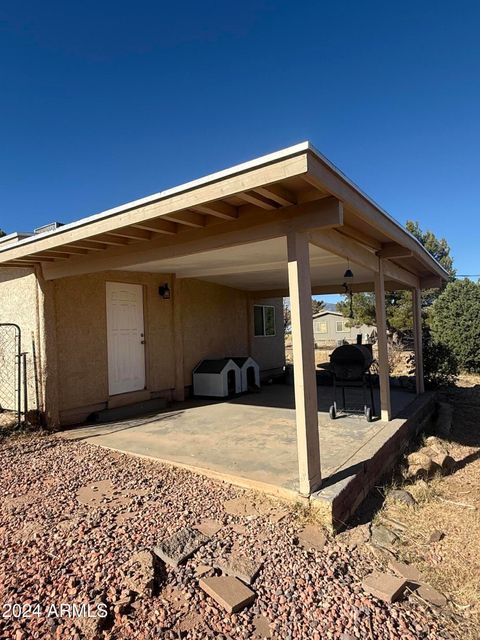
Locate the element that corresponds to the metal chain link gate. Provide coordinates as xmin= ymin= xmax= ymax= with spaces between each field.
xmin=0 ymin=323 xmax=22 ymax=426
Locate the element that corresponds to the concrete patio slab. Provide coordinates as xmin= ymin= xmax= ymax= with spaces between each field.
xmin=60 ymin=384 xmax=435 ymax=526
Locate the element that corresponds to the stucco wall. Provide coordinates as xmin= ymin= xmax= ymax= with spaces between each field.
xmin=0 ymin=267 xmax=41 ymax=412
xmin=53 ymin=271 xmax=176 ymax=415
xmin=44 ymin=273 xmax=286 ymax=422
xmin=180 ymin=279 xmax=250 ymax=386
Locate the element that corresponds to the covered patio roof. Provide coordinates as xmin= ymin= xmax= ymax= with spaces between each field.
xmin=0 ymin=141 xmax=448 ymax=291
xmin=1 ymin=142 xmax=448 ymax=498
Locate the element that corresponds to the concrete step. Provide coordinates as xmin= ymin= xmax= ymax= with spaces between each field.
xmin=90 ymin=397 xmax=168 ymax=423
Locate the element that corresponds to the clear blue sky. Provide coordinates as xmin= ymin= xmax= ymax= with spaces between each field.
xmin=1 ymin=1 xmax=479 ymax=276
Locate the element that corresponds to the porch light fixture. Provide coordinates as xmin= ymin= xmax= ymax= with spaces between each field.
xmin=343 ymin=259 xmax=354 ymax=281
xmin=158 ymin=283 xmax=171 ymax=299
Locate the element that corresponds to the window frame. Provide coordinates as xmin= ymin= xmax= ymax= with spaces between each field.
xmin=254 ymin=304 xmax=276 ymax=337
xmin=314 ymin=320 xmax=327 ymax=334
xmin=335 ymin=320 xmax=350 ymax=333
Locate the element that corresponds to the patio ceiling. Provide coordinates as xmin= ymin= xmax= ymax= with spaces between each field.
xmin=0 ymin=142 xmax=449 ymax=289
xmin=122 ymin=237 xmax=377 ymax=293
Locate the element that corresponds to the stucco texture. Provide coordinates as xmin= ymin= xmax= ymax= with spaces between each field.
xmin=0 ymin=267 xmax=42 ymax=411
xmin=51 ymin=272 xmax=285 ymax=423
xmin=53 ymin=271 xmax=176 ymax=416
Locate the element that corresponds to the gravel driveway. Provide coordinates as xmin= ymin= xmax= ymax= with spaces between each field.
xmin=0 ymin=435 xmax=452 ymax=639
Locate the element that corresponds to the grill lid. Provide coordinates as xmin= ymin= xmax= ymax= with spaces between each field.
xmin=330 ymin=344 xmax=373 ymax=379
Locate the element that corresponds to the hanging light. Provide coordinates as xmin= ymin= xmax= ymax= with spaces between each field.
xmin=343 ymin=259 xmax=354 ymax=281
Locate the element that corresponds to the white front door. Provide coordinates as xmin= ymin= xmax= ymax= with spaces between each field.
xmin=106 ymin=282 xmax=146 ymax=395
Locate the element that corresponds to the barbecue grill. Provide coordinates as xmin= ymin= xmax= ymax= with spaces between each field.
xmin=328 ymin=344 xmax=376 ymax=421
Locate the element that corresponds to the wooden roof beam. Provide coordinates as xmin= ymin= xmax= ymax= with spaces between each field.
xmin=338 ymin=225 xmax=382 ymax=251
xmin=15 ymin=256 xmax=57 ymax=263
xmin=31 ymin=251 xmax=71 ymax=260
xmin=66 ymin=241 xmax=107 ymax=251
xmin=45 ymin=247 xmax=90 ymax=256
xmin=237 ymin=191 xmax=278 ymax=209
xmin=254 ymin=184 xmax=296 ymax=206
xmin=133 ymin=219 xmax=177 ymax=235
xmin=251 ymin=280 xmax=410 ymax=298
xmin=107 ymin=227 xmax=152 ymax=241
xmin=91 ymin=234 xmax=131 ymax=246
xmin=193 ymin=201 xmax=239 ymax=220
xmin=377 ymin=243 xmax=414 ymax=258
xmin=162 ymin=210 xmax=206 ymax=228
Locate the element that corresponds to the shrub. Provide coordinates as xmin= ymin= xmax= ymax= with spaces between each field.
xmin=429 ymin=279 xmax=480 ymax=373
xmin=408 ymin=327 xmax=458 ymax=389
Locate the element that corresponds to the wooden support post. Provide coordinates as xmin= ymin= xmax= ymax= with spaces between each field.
xmin=287 ymin=231 xmax=321 ymax=495
xmin=172 ymin=276 xmax=185 ymax=402
xmin=412 ymin=288 xmax=425 ymax=394
xmin=374 ymin=258 xmax=392 ymax=421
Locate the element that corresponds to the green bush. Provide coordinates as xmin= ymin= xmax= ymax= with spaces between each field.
xmin=408 ymin=327 xmax=458 ymax=388
xmin=429 ymin=279 xmax=480 ymax=373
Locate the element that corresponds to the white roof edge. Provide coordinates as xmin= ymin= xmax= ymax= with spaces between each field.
xmin=0 ymin=140 xmax=450 ymax=279
xmin=306 ymin=142 xmax=450 ymax=279
xmin=0 ymin=142 xmax=310 ymax=253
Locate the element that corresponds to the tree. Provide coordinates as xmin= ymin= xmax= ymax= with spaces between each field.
xmin=429 ymin=279 xmax=480 ymax=372
xmin=337 ymin=221 xmax=455 ymax=333
xmin=283 ymin=297 xmax=326 ymax=334
xmin=0 ymin=228 xmax=5 ymax=238
xmin=312 ymin=298 xmax=325 ymax=315
xmin=336 ymin=292 xmax=375 ymax=326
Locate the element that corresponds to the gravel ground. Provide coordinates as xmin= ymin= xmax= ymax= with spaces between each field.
xmin=0 ymin=435 xmax=453 ymax=639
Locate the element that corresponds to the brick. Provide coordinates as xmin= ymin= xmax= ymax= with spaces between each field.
xmin=194 ymin=519 xmax=223 ymax=537
xmin=153 ymin=527 xmax=208 ymax=567
xmin=214 ymin=553 xmax=263 ymax=585
xmin=362 ymin=571 xmax=407 ymax=603
xmin=199 ymin=576 xmax=255 ymax=613
xmin=416 ymin=584 xmax=447 ymax=607
xmin=388 ymin=559 xmax=424 ymax=584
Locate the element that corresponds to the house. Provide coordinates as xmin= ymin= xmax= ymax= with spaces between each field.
xmin=313 ymin=309 xmax=376 ymax=347
xmin=0 ymin=142 xmax=448 ymax=498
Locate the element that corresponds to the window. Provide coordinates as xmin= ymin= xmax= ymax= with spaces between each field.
xmin=254 ymin=305 xmax=276 ymax=337
xmin=315 ymin=321 xmax=327 ymax=334
xmin=336 ymin=320 xmax=349 ymax=333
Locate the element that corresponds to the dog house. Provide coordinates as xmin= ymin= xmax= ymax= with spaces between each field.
xmin=231 ymin=357 xmax=260 ymax=392
xmin=192 ymin=358 xmax=241 ymax=397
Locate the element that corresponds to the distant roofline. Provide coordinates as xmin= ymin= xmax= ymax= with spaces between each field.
xmin=312 ymin=310 xmax=343 ymax=318
xmin=0 ymin=231 xmax=33 ymax=244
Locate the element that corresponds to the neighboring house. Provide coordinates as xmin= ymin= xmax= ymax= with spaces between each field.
xmin=313 ymin=310 xmax=376 ymax=347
